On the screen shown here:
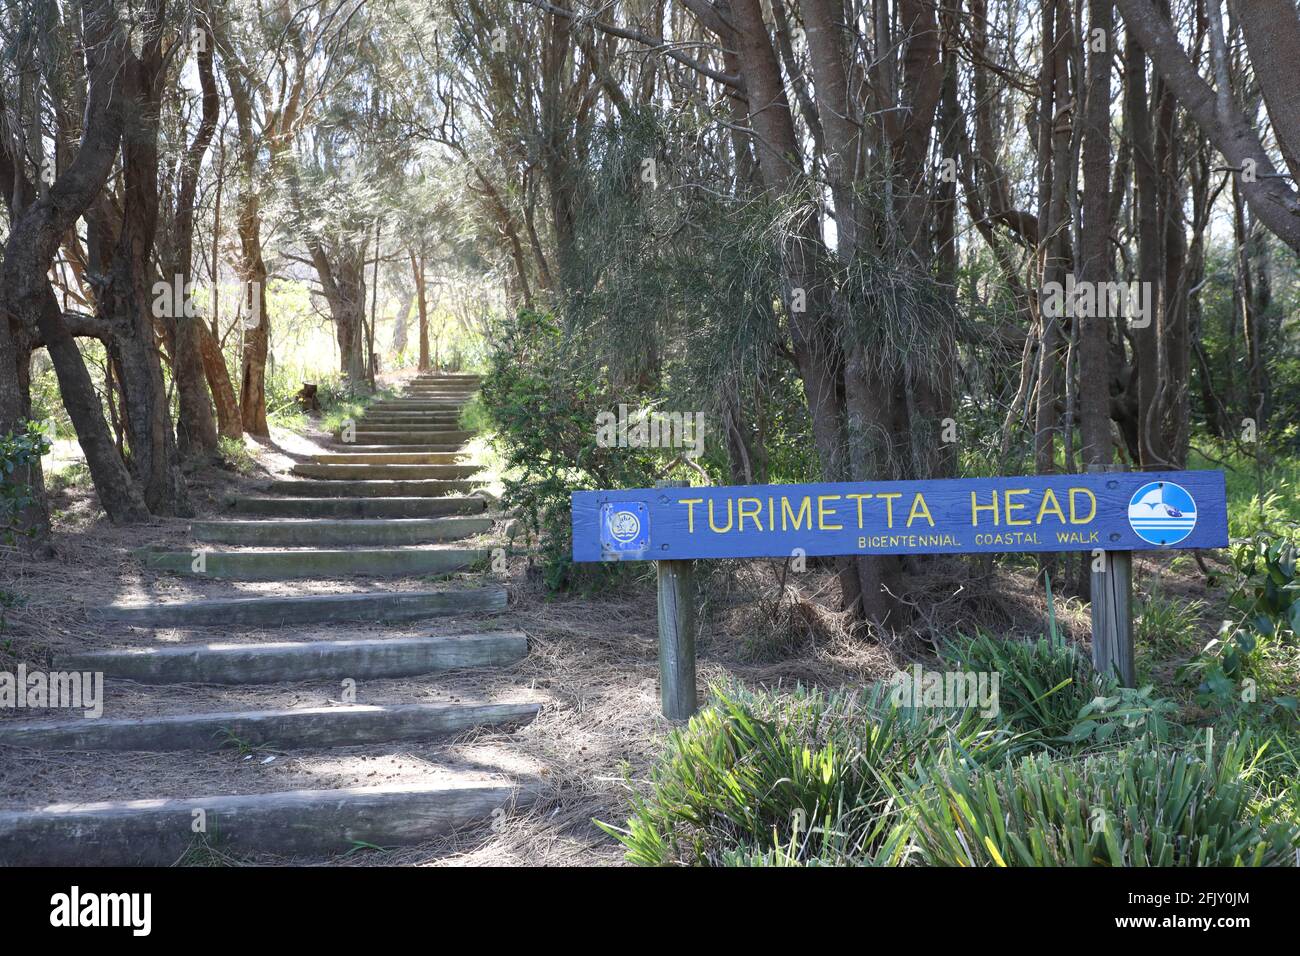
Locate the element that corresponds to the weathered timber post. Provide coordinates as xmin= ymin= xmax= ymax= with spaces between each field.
xmin=655 ymin=479 xmax=698 ymax=719
xmin=1088 ymin=463 xmax=1135 ymax=686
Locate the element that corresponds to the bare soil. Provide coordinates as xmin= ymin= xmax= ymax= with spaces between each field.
xmin=0 ymin=419 xmax=1234 ymax=866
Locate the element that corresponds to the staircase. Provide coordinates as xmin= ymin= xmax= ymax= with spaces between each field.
xmin=0 ymin=374 xmax=541 ymax=866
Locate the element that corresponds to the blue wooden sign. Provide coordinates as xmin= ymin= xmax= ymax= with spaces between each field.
xmin=571 ymin=470 xmax=1229 ymax=562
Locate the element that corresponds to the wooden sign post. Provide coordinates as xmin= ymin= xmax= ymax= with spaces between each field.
xmin=574 ymin=470 xmax=1227 ymax=716
xmin=1088 ymin=464 xmax=1135 ymax=686
xmin=654 ymin=480 xmax=697 ymax=719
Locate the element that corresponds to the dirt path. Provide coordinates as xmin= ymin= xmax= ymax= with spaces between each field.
xmin=0 ymin=374 xmax=565 ymax=866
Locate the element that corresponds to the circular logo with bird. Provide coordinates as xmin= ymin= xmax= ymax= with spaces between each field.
xmin=1127 ymin=481 xmax=1197 ymax=546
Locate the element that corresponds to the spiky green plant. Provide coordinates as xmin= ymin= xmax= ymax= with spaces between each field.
xmin=898 ymin=736 xmax=1299 ymax=866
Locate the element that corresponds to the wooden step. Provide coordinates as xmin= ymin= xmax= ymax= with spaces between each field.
xmin=225 ymin=496 xmax=486 ymax=518
xmin=135 ymin=547 xmax=486 ymax=579
xmin=58 ymin=630 xmax=527 ymax=683
xmin=88 ymin=587 xmax=508 ymax=628
xmin=305 ymin=452 xmax=467 ymax=465
xmin=193 ymin=516 xmax=492 ymax=546
xmin=323 ymin=443 xmax=465 ymax=453
xmin=262 ymin=479 xmax=482 ymax=497
xmin=291 ymin=463 xmax=479 ymax=480
xmin=369 ymin=405 xmax=465 ymax=413
xmin=0 ymin=779 xmax=536 ymax=866
xmin=0 ymin=701 xmax=539 ymax=751
xmin=343 ymin=426 xmax=470 ymax=437
xmin=348 ymin=431 xmax=472 ymax=445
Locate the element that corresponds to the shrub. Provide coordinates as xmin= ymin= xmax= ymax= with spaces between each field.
xmin=479 ymin=310 xmax=663 ymax=591
xmin=1180 ymin=532 xmax=1300 ymax=712
xmin=941 ymin=632 xmax=1090 ymax=739
xmin=599 ymin=683 xmax=1007 ymax=866
xmin=900 ymin=736 xmax=1300 ymax=866
xmin=0 ymin=422 xmax=51 ymax=543
xmin=216 ymin=436 xmax=258 ymax=476
xmin=941 ymin=632 xmax=1176 ymax=747
xmin=1135 ymin=587 xmax=1207 ymax=653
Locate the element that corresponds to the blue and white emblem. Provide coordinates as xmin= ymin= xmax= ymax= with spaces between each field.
xmin=1127 ymin=481 xmax=1197 ymax=546
xmin=599 ymin=502 xmax=650 ymax=558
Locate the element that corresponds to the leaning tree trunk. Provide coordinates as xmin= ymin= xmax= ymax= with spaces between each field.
xmin=172 ymin=7 xmax=221 ymax=456
xmin=0 ymin=0 xmax=150 ymax=528
xmin=99 ymin=15 xmax=191 ymax=515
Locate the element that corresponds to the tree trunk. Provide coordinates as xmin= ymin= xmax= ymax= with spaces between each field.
xmin=412 ymin=249 xmax=430 ymax=371
xmin=99 ymin=10 xmax=190 ymax=515
xmin=1079 ymin=0 xmax=1114 ymax=467
xmin=0 ymin=0 xmax=150 ymax=528
xmin=172 ymin=6 xmax=221 ymax=457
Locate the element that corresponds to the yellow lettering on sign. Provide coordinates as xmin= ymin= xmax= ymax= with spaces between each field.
xmin=1069 ymin=488 xmax=1096 ymax=524
xmin=737 ymin=497 xmax=763 ymax=532
xmin=971 ymin=491 xmax=999 ymax=526
xmin=877 ymin=492 xmax=901 ymax=528
xmin=846 ymin=493 xmax=873 ymax=529
xmin=781 ymin=496 xmax=812 ymax=531
xmin=1036 ymin=488 xmax=1067 ymax=524
xmin=679 ymin=498 xmax=703 ymax=533
xmin=708 ymin=498 xmax=734 ymax=533
xmin=907 ymin=493 xmax=934 ymax=528
xmin=817 ymin=495 xmax=842 ymax=530
xmin=1004 ymin=488 xmax=1031 ymax=526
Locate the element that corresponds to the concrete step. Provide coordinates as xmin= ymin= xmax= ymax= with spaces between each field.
xmin=369 ymin=404 xmax=465 ymax=413
xmin=88 ymin=587 xmax=508 ymax=628
xmin=58 ymin=630 xmax=527 ymax=683
xmin=262 ymin=479 xmax=481 ymax=497
xmin=360 ymin=416 xmax=461 ymax=426
xmin=0 ymin=701 xmax=540 ymax=751
xmin=225 ymin=496 xmax=485 ymax=518
xmin=135 ymin=547 xmax=486 ymax=580
xmin=305 ymin=452 xmax=467 ymax=465
xmin=194 ymin=516 xmax=492 ymax=546
xmin=348 ymin=431 xmax=472 ymax=445
xmin=0 ymin=778 xmax=536 ymax=865
xmin=344 ymin=424 xmax=471 ymax=434
xmin=363 ymin=408 xmax=462 ymax=415
xmin=324 ymin=443 xmax=465 ymax=453
xmin=360 ymin=419 xmax=461 ymax=428
xmin=291 ymin=463 xmax=479 ymax=481
xmin=371 ymin=400 xmax=466 ymax=407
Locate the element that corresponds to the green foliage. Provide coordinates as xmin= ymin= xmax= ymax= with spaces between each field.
xmin=941 ymin=633 xmax=1090 ymax=740
xmin=598 ymin=683 xmax=1005 ymax=867
xmin=1134 ymin=587 xmax=1207 ymax=653
xmin=1180 ymin=532 xmax=1300 ymax=713
xmin=479 ymin=310 xmax=664 ymax=591
xmin=216 ymin=436 xmax=258 ymax=476
xmin=940 ymin=632 xmax=1175 ymax=747
xmin=900 ymin=737 xmax=1299 ymax=866
xmin=0 ymin=421 xmax=51 ymax=543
